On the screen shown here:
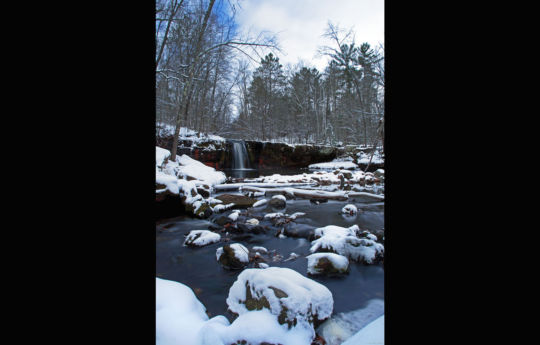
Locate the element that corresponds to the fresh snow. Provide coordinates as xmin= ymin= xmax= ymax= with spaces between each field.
xmin=216 ymin=243 xmax=249 ymax=263
xmin=309 ymin=161 xmax=358 ymax=170
xmin=212 ymin=203 xmax=235 ymax=213
xmin=156 ymin=146 xmax=171 ymax=167
xmin=175 ymin=154 xmax=226 ymax=185
xmin=228 ymin=210 xmax=240 ymax=221
xmin=184 ymin=230 xmax=221 ymax=247
xmin=226 ymin=267 xmax=334 ymax=335
xmin=272 ymin=194 xmax=287 ymax=202
xmin=341 ymin=315 xmax=384 ymax=345
xmin=264 ymin=212 xmax=285 ymax=219
xmin=341 ymin=204 xmax=358 ymax=215
xmin=156 ymin=277 xmax=315 ymax=345
xmin=310 ymin=225 xmax=384 ymax=263
xmin=200 ymin=308 xmax=314 ymax=345
xmin=252 ymin=199 xmax=268 ymax=207
xmin=318 ymin=299 xmax=384 ymax=345
xmin=252 ymin=246 xmax=268 ymax=253
xmin=245 ymin=218 xmax=260 ymax=225
xmin=156 ymin=278 xmax=209 ymax=345
xmin=306 ymin=253 xmax=349 ymax=275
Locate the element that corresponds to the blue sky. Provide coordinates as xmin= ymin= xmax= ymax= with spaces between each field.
xmin=233 ymin=0 xmax=384 ymax=71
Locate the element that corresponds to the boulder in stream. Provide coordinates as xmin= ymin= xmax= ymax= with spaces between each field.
xmin=183 ymin=230 xmax=221 ymax=247
xmin=215 ymin=194 xmax=257 ymax=208
xmin=310 ymin=225 xmax=384 ymax=264
xmin=216 ymin=243 xmax=250 ymax=270
xmin=226 ymin=267 xmax=334 ymax=330
xmin=306 ymin=253 xmax=349 ymax=275
xmin=268 ymin=194 xmax=287 ymax=208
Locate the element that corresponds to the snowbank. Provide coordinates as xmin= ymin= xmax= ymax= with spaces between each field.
xmin=175 ymin=154 xmax=226 ymax=185
xmin=357 ymin=151 xmax=384 ymax=165
xmin=318 ymin=299 xmax=384 ymax=345
xmin=156 ymin=277 xmax=316 ymax=345
xmin=341 ymin=315 xmax=384 ymax=345
xmin=156 ymin=278 xmax=209 ymax=345
xmin=157 ymin=123 xmax=226 ymax=145
xmin=200 ymin=308 xmax=314 ymax=345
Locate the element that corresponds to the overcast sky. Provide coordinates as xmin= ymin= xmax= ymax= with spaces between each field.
xmin=235 ymin=0 xmax=384 ymax=71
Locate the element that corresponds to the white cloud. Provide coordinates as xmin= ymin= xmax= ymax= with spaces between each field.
xmin=235 ymin=0 xmax=384 ymax=71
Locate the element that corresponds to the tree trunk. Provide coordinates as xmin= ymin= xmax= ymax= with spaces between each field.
xmin=170 ymin=0 xmax=216 ymax=161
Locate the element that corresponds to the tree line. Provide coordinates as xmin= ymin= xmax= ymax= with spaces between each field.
xmin=156 ymin=0 xmax=384 ymax=160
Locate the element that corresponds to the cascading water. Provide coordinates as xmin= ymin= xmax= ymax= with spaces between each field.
xmin=232 ymin=141 xmax=251 ymax=170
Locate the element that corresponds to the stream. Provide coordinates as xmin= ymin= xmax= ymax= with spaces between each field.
xmin=156 ymin=167 xmax=384 ymax=328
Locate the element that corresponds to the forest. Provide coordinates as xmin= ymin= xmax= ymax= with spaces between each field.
xmin=156 ymin=0 xmax=384 ymax=152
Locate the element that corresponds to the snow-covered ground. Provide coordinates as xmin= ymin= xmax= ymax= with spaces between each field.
xmin=356 ymin=150 xmax=384 ymax=165
xmin=341 ymin=315 xmax=384 ymax=345
xmin=157 ymin=123 xmax=226 ymax=145
xmin=309 ymin=161 xmax=358 ymax=170
xmin=156 ymin=146 xmax=228 ymax=216
xmin=230 ymin=170 xmax=379 ymax=186
xmin=157 ymin=273 xmax=334 ymax=345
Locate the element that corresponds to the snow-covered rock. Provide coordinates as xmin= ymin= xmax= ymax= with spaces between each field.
xmin=310 ymin=225 xmax=384 ymax=264
xmin=264 ymin=212 xmax=285 ymax=219
xmin=272 ymin=194 xmax=287 ymax=202
xmin=212 ymin=203 xmax=235 ymax=213
xmin=306 ymin=253 xmax=349 ymax=275
xmin=183 ymin=230 xmax=221 ymax=247
xmin=269 ymin=194 xmax=287 ymax=208
xmin=156 ymin=277 xmax=316 ymax=345
xmin=341 ymin=204 xmax=358 ymax=215
xmin=252 ymin=246 xmax=268 ymax=254
xmin=228 ymin=210 xmax=240 ymax=221
xmin=252 ymin=199 xmax=268 ymax=207
xmin=246 ymin=218 xmax=260 ymax=226
xmin=216 ymin=243 xmax=250 ymax=270
xmin=226 ymin=267 xmax=334 ymax=332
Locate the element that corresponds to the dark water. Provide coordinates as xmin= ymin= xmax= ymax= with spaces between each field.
xmin=156 ymin=194 xmax=384 ymax=321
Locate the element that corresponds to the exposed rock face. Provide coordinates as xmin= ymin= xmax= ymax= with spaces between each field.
xmin=245 ymin=141 xmax=341 ymax=169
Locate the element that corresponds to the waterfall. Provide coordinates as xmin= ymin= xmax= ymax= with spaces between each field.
xmin=232 ymin=141 xmax=251 ymax=170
